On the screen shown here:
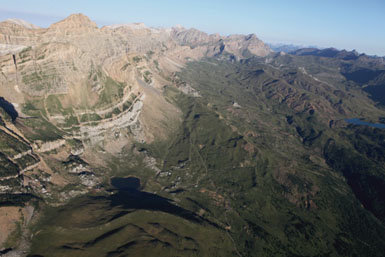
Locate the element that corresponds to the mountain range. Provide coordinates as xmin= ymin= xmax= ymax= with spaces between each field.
xmin=0 ymin=14 xmax=385 ymax=257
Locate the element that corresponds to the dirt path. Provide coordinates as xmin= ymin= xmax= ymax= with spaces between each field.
xmin=224 ymin=210 xmax=243 ymax=257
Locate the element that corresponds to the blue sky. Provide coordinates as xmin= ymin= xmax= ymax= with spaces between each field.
xmin=1 ymin=0 xmax=384 ymax=56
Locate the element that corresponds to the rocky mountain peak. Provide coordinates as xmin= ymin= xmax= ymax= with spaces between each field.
xmin=49 ymin=13 xmax=98 ymax=31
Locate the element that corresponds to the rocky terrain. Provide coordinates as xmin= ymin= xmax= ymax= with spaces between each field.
xmin=0 ymin=14 xmax=385 ymax=257
xmin=0 ymin=13 xmax=271 ymax=254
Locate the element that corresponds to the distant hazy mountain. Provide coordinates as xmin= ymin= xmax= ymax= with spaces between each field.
xmin=291 ymin=47 xmax=385 ymax=62
xmin=267 ymin=42 xmax=319 ymax=53
xmin=291 ymin=47 xmax=360 ymax=59
xmin=4 ymin=18 xmax=41 ymax=29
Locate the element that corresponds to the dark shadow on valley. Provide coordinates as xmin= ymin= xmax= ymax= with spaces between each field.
xmin=103 ymin=177 xmax=211 ymax=225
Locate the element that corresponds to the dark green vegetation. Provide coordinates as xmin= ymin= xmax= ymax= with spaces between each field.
xmin=324 ymin=126 xmax=385 ymax=222
xmin=169 ymin=58 xmax=385 ymax=256
xmin=289 ymin=48 xmax=385 ymax=107
xmin=0 ymin=152 xmax=19 ymax=177
xmin=9 ymin=49 xmax=385 ymax=256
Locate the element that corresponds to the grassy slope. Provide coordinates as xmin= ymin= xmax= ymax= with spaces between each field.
xmin=30 ymin=197 xmax=234 ymax=257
